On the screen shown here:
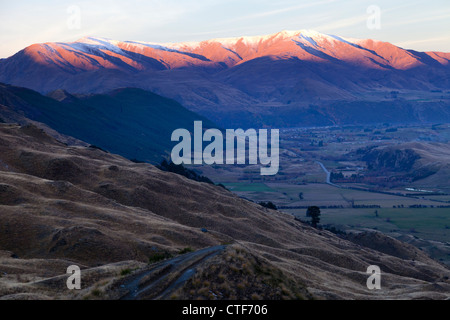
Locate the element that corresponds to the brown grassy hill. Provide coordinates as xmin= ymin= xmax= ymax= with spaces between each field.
xmin=360 ymin=141 xmax=450 ymax=191
xmin=404 ymin=142 xmax=450 ymax=192
xmin=0 ymin=123 xmax=449 ymax=300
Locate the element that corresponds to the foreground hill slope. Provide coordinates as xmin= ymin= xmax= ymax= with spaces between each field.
xmin=0 ymin=123 xmax=449 ymax=299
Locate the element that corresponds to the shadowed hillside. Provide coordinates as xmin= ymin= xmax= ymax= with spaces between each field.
xmin=0 ymin=83 xmax=215 ymax=163
xmin=355 ymin=142 xmax=450 ymax=190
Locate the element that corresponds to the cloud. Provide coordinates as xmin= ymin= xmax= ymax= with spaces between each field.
xmin=313 ymin=14 xmax=368 ymax=32
xmin=226 ymin=0 xmax=336 ymax=23
xmin=396 ymin=36 xmax=450 ymax=49
xmin=383 ymin=11 xmax=450 ymax=28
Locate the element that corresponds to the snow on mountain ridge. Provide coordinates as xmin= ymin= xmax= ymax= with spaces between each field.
xmin=7 ymin=29 xmax=450 ymax=77
xmin=70 ymin=36 xmax=124 ymax=54
xmin=72 ymin=30 xmax=348 ymax=53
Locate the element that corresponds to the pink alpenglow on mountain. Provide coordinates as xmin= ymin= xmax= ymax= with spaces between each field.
xmin=1 ymin=30 xmax=449 ymax=127
xmin=8 ymin=30 xmax=449 ymax=72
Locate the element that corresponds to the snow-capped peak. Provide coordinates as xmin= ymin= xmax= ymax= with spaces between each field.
xmin=68 ymin=30 xmax=353 ymax=54
xmin=72 ymin=36 xmax=124 ymax=53
xmin=161 ymin=29 xmax=330 ymax=50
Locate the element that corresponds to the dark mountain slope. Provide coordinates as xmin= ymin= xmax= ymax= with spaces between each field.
xmin=0 ymin=83 xmax=215 ymax=163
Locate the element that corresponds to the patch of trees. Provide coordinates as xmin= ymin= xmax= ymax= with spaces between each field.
xmin=362 ymin=148 xmax=420 ymax=172
xmin=130 ymin=158 xmax=146 ymax=163
xmin=393 ymin=204 xmax=450 ymax=208
xmin=330 ymin=172 xmax=364 ymax=183
xmin=278 ymin=205 xmax=344 ymax=209
xmin=309 ymin=140 xmax=324 ymax=147
xmin=89 ymin=145 xmax=108 ymax=153
xmin=408 ymin=167 xmax=439 ymax=181
xmin=322 ymin=225 xmax=347 ymax=236
xmin=354 ymin=145 xmax=379 ymax=156
xmin=352 ymin=204 xmax=381 ymax=208
xmin=259 ymin=201 xmax=277 ymax=210
xmin=330 ymin=172 xmax=344 ymax=181
xmin=158 ymin=159 xmax=214 ymax=185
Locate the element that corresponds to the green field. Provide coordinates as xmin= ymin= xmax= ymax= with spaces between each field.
xmin=284 ymin=207 xmax=450 ymax=243
xmin=423 ymin=195 xmax=450 ymax=202
xmin=233 ymin=182 xmax=447 ymax=208
xmin=222 ymin=182 xmax=450 ymax=243
xmin=222 ymin=182 xmax=275 ymax=192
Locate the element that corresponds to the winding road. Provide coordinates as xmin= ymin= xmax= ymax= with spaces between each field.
xmin=316 ymin=161 xmax=341 ymax=188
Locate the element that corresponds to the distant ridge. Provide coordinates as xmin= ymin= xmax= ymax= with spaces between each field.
xmin=1 ymin=30 xmax=449 ymax=127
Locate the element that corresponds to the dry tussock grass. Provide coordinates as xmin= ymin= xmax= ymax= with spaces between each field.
xmin=0 ymin=124 xmax=449 ymax=299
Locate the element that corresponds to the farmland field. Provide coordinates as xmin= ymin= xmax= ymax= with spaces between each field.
xmin=193 ymin=123 xmax=450 ymax=265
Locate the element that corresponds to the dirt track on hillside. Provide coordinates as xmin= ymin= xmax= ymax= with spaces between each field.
xmin=119 ymin=246 xmax=226 ymax=300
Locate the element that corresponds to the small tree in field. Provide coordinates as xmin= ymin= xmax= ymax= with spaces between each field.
xmin=306 ymin=206 xmax=321 ymax=228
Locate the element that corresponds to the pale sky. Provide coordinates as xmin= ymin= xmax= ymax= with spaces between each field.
xmin=1 ymin=0 xmax=449 ymax=58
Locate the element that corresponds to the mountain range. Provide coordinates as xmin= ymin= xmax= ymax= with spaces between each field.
xmin=1 ymin=29 xmax=450 ymax=300
xmin=1 ymin=30 xmax=449 ymax=127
